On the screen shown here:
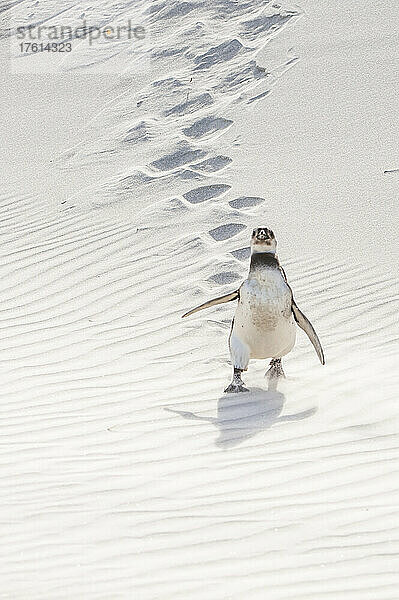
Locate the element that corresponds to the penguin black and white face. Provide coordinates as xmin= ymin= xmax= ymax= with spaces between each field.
xmin=250 ymin=227 xmax=277 ymax=253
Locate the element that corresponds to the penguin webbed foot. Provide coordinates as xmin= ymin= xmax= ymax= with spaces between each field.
xmin=224 ymin=368 xmax=249 ymax=393
xmin=265 ymin=358 xmax=286 ymax=379
xmin=224 ymin=382 xmax=249 ymax=394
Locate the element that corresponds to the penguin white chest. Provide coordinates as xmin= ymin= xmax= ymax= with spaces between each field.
xmin=232 ymin=270 xmax=296 ymax=359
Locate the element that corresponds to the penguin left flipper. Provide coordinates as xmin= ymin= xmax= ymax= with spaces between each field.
xmin=182 ymin=290 xmax=239 ymax=318
xmin=291 ymin=301 xmax=325 ymax=365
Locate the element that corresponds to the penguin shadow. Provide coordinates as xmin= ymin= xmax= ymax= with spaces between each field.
xmin=166 ymin=379 xmax=317 ymax=449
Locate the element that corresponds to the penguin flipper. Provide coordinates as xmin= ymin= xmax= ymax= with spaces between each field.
xmin=182 ymin=291 xmax=239 ymax=318
xmin=292 ymin=302 xmax=325 ymax=365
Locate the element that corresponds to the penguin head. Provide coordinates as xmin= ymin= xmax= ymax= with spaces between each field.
xmin=251 ymin=227 xmax=276 ymax=253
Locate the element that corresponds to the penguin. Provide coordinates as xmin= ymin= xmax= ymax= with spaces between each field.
xmin=182 ymin=227 xmax=325 ymax=392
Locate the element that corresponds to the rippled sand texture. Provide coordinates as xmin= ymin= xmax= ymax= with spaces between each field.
xmin=1 ymin=0 xmax=399 ymax=598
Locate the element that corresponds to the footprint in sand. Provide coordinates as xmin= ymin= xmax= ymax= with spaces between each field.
xmin=240 ymin=13 xmax=297 ymax=42
xmin=194 ymin=39 xmax=246 ymax=70
xmin=183 ymin=184 xmax=231 ymax=204
xmin=231 ymin=247 xmax=251 ymax=261
xmin=123 ymin=121 xmax=151 ymax=144
xmin=183 ymin=116 xmax=233 ymax=139
xmin=158 ymin=3 xmax=197 ymax=19
xmin=208 ymin=271 xmax=241 ymax=285
xmin=229 ymin=196 xmax=265 ymax=209
xmin=209 ymin=223 xmax=246 ymax=241
xmin=191 ymin=155 xmax=232 ymax=173
xmin=164 ymin=92 xmax=214 ymax=117
xmin=151 ymin=144 xmax=207 ymax=171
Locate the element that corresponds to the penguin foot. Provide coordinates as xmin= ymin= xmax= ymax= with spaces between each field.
xmin=224 ymin=382 xmax=249 ymax=393
xmin=265 ymin=358 xmax=286 ymax=379
xmin=225 ymin=367 xmax=249 ymax=393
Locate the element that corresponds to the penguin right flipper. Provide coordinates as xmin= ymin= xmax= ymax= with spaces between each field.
xmin=182 ymin=290 xmax=239 ymax=318
xmin=291 ymin=302 xmax=325 ymax=365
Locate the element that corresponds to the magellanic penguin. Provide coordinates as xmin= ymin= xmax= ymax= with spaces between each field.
xmin=182 ymin=227 xmax=325 ymax=393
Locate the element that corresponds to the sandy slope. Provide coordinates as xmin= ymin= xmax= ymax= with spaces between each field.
xmin=1 ymin=0 xmax=399 ymax=598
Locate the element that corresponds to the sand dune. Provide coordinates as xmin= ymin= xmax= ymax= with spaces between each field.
xmin=1 ymin=0 xmax=399 ymax=598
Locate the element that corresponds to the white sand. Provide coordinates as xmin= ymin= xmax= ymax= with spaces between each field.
xmin=1 ymin=1 xmax=398 ymax=598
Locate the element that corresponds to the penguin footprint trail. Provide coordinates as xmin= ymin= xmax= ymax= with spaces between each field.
xmin=183 ymin=228 xmax=325 ymax=393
